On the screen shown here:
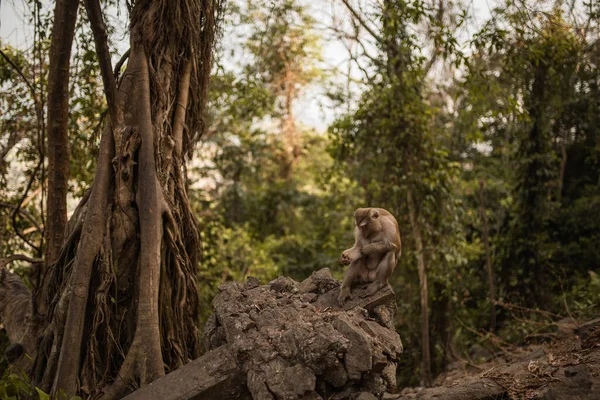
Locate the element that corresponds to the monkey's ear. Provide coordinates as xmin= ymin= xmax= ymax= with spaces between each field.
xmin=371 ymin=210 xmax=379 ymax=219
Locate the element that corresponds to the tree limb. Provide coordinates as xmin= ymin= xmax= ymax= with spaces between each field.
xmin=0 ymin=202 xmax=43 ymax=234
xmin=172 ymin=59 xmax=192 ymax=159
xmin=45 ymin=0 xmax=79 ymax=266
xmin=0 ymin=254 xmax=44 ymax=268
xmin=11 ymin=161 xmax=43 ymax=253
xmin=422 ymin=0 xmax=445 ymax=77
xmin=114 ymin=49 xmax=130 ymax=81
xmin=0 ymin=49 xmax=41 ymax=109
xmin=84 ymin=0 xmax=121 ymax=128
xmin=338 ymin=0 xmax=384 ymax=45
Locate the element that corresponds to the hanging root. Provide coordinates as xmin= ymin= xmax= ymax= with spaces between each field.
xmin=29 ymin=1 xmax=219 ymax=397
xmin=100 ymin=30 xmax=165 ymax=400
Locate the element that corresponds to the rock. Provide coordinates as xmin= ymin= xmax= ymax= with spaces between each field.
xmin=141 ymin=269 xmax=402 ymax=400
xmin=121 ymin=345 xmax=250 ymax=400
xmin=248 ymin=369 xmax=274 ymax=400
xmin=332 ymin=313 xmax=373 ymax=380
xmin=323 ymin=360 xmax=349 ymax=388
xmin=356 ymin=393 xmax=378 ymax=400
xmin=270 ymin=276 xmax=298 ymax=293
xmin=381 ymin=362 xmax=397 ymax=388
xmin=202 ymin=314 xmax=227 ymax=350
xmin=204 ymin=268 xmax=403 ymax=399
xmin=413 ymin=375 xmax=505 ymax=400
xmin=360 ymin=319 xmax=403 ymax=359
xmin=362 ymin=371 xmax=387 ymax=396
xmin=373 ymin=304 xmax=396 ymax=330
xmin=539 ymin=364 xmax=600 ymax=400
xmin=576 ymin=318 xmax=600 ymax=349
xmin=297 ymin=268 xmax=338 ymax=294
xmin=575 ymin=318 xmax=600 ymax=340
xmin=266 ymin=364 xmax=317 ymax=399
xmin=299 ymin=393 xmax=323 ymax=400
xmin=245 ymin=276 xmax=261 ymax=289
xmin=314 ymin=283 xmax=396 ymax=313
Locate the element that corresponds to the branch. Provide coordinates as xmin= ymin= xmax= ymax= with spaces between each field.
xmin=0 ymin=48 xmax=45 ymax=154
xmin=114 ymin=49 xmax=130 ymax=80
xmin=423 ymin=0 xmax=445 ymax=77
xmin=338 ymin=0 xmax=384 ymax=45
xmin=0 ymin=50 xmax=45 ymax=253
xmin=84 ymin=0 xmax=120 ymax=127
xmin=327 ymin=23 xmax=379 ymax=64
xmin=172 ymin=59 xmax=192 ymax=159
xmin=0 ymin=49 xmax=41 ymax=109
xmin=11 ymin=161 xmax=43 ymax=253
xmin=0 ymin=254 xmax=44 ymax=268
xmin=338 ymin=34 xmax=375 ymax=84
xmin=0 ymin=202 xmax=43 ymax=233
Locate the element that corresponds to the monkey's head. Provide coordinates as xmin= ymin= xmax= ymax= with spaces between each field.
xmin=354 ymin=208 xmax=382 ymax=236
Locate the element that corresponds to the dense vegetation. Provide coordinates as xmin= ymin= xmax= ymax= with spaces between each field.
xmin=0 ymin=0 xmax=598 ymax=395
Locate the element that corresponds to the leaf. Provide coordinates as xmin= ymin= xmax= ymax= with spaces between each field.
xmin=36 ymin=387 xmax=51 ymax=400
xmin=5 ymin=384 xmax=17 ymax=397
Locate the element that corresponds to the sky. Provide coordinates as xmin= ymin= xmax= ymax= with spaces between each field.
xmin=0 ymin=0 xmax=495 ymax=132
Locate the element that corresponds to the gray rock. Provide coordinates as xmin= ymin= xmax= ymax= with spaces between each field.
xmin=205 ymin=268 xmax=402 ymax=399
xmin=332 ymin=313 xmax=373 ymax=380
xmin=270 ymin=276 xmax=298 ymax=293
xmin=356 ymin=393 xmax=378 ymax=400
xmin=266 ymin=364 xmax=317 ymax=400
xmin=297 ymin=268 xmax=338 ymax=294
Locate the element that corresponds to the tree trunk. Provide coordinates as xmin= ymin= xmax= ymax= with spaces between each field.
xmin=44 ymin=0 xmax=79 ymax=269
xmin=279 ymin=65 xmax=301 ymax=180
xmin=0 ymin=1 xmax=219 ymax=398
xmin=406 ymin=187 xmax=432 ymax=387
xmin=478 ymin=181 xmax=496 ymax=332
xmin=557 ymin=139 xmax=567 ymax=202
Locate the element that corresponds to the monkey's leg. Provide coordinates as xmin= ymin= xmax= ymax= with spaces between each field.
xmin=337 ymin=260 xmax=362 ymax=307
xmin=362 ymin=251 xmax=395 ymax=297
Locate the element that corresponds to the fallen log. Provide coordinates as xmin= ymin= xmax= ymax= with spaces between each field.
xmin=122 ymin=345 xmax=247 ymax=400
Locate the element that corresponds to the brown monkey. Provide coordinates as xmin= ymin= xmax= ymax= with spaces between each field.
xmin=338 ymin=207 xmax=401 ymax=306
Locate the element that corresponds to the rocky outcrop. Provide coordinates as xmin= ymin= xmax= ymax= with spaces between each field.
xmin=124 ymin=268 xmax=403 ymax=400
xmin=204 ymin=269 xmax=402 ymax=400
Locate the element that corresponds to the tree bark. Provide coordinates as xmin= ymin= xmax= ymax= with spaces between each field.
xmin=478 ymin=180 xmax=496 ymax=332
xmin=406 ymin=186 xmax=432 ymax=387
xmin=84 ymin=0 xmax=121 ymax=128
xmin=45 ymin=0 xmax=80 ymax=268
xmin=0 ymin=1 xmax=219 ymax=398
xmin=557 ymin=139 xmax=567 ymax=202
xmin=52 ymin=102 xmax=115 ymax=397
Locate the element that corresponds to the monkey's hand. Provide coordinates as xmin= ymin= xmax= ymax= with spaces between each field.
xmin=340 ymin=248 xmax=361 ymax=266
xmin=338 ymin=286 xmax=352 ymax=307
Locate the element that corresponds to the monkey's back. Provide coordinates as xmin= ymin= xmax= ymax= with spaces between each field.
xmin=374 ymin=208 xmax=402 ymax=258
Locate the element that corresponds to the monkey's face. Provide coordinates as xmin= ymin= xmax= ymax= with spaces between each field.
xmin=355 ymin=208 xmax=381 ymax=236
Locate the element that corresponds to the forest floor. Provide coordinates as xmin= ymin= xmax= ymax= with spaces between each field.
xmin=391 ymin=318 xmax=600 ymax=400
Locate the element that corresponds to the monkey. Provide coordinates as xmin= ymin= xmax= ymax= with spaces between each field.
xmin=337 ymin=207 xmax=401 ymax=306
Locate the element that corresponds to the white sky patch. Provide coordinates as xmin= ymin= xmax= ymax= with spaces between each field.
xmin=0 ymin=0 xmax=496 ymax=135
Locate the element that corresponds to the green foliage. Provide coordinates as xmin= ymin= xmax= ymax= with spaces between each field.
xmin=450 ymin=0 xmax=599 ymax=349
xmin=243 ymin=0 xmax=323 ymax=107
xmin=1 ymin=0 xmax=599 ymax=391
xmin=0 ymin=369 xmax=33 ymax=400
xmin=0 ymin=2 xmax=118 ymax=259
xmin=192 ymin=0 xmax=356 ymax=330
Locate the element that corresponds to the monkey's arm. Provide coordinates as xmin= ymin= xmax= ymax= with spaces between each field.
xmin=340 ymin=228 xmax=364 ymax=265
xmin=360 ymin=240 xmax=397 ymax=256
xmin=340 ymin=245 xmax=362 ymax=265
